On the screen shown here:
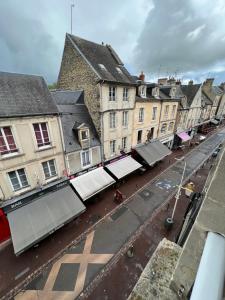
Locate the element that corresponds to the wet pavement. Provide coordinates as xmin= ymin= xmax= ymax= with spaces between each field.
xmin=7 ymin=128 xmax=225 ymax=300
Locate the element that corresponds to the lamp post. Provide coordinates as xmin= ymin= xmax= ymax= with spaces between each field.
xmin=164 ymin=157 xmax=187 ymax=230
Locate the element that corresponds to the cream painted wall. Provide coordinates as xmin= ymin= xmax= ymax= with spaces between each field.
xmin=0 ymin=115 xmax=65 ymax=201
xmin=132 ymin=101 xmax=161 ymax=146
xmin=158 ymin=101 xmax=178 ymax=139
xmin=99 ymin=84 xmax=136 ymax=160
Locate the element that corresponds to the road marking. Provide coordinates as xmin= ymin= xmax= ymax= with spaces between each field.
xmin=15 ymin=268 xmax=30 ymax=281
xmin=15 ymin=231 xmax=113 ymax=300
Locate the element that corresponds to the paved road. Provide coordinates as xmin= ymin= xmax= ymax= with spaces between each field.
xmin=9 ymin=129 xmax=225 ymax=300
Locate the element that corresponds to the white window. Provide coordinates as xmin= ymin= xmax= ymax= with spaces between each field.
xmin=140 ymin=86 xmax=146 ymax=97
xmin=168 ymin=122 xmax=174 ymax=131
xmin=81 ymin=150 xmax=91 ymax=167
xmin=122 ymin=111 xmax=128 ymax=127
xmin=164 ymin=105 xmax=169 ymax=119
xmin=172 ymin=105 xmax=176 ymax=118
xmin=109 ymin=86 xmax=116 ymax=101
xmin=33 ymin=123 xmax=50 ymax=148
xmin=110 ymin=140 xmax=116 ymax=155
xmin=116 ymin=67 xmax=123 ymax=74
xmin=109 ymin=112 xmax=116 ymax=128
xmin=139 ymin=108 xmax=144 ymax=122
xmin=122 ymin=137 xmax=127 ymax=149
xmin=152 ymin=107 xmax=157 ymax=120
xmin=0 ymin=127 xmax=18 ymax=156
xmin=8 ymin=168 xmax=28 ymax=191
xmin=98 ymin=64 xmax=107 ymax=71
xmin=123 ymin=88 xmax=128 ymax=101
xmin=42 ymin=159 xmax=57 ymax=179
xmin=81 ymin=129 xmax=89 ymax=140
xmin=161 ymin=123 xmax=167 ymax=133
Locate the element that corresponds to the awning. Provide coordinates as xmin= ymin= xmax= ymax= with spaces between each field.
xmin=177 ymin=132 xmax=191 ymax=142
xmin=211 ymin=119 xmax=219 ymax=125
xmin=135 ymin=140 xmax=171 ymax=166
xmin=199 ymin=135 xmax=206 ymax=141
xmin=70 ymin=167 xmax=115 ymax=201
xmin=105 ymin=156 xmax=142 ymax=179
xmin=7 ymin=185 xmax=85 ymax=255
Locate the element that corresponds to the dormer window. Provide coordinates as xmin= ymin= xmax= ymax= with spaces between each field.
xmin=152 ymin=87 xmax=159 ymax=98
xmin=170 ymin=87 xmax=176 ymax=98
xmin=98 ymin=64 xmax=107 ymax=71
xmin=81 ymin=129 xmax=89 ymax=141
xmin=116 ymin=67 xmax=123 ymax=74
xmin=140 ymin=86 xmax=146 ymax=97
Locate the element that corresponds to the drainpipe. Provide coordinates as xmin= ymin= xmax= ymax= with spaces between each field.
xmin=157 ymin=100 xmax=163 ymax=139
xmin=190 ymin=232 xmax=225 ymax=300
xmin=99 ymin=81 xmax=105 ymax=164
xmin=57 ymin=115 xmax=68 ymax=177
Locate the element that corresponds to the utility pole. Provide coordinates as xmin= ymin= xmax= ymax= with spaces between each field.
xmin=71 ymin=3 xmax=75 ymax=34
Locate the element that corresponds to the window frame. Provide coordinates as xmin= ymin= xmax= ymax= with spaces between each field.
xmin=8 ymin=168 xmax=29 ymax=191
xmin=42 ymin=159 xmax=57 ymax=180
xmin=138 ymin=108 xmax=144 ymax=123
xmin=137 ymin=130 xmax=143 ymax=144
xmin=171 ymin=105 xmax=176 ymax=118
xmin=123 ymin=88 xmax=129 ymax=101
xmin=122 ymin=137 xmax=127 ymax=149
xmin=33 ymin=122 xmax=51 ymax=148
xmin=0 ymin=126 xmax=18 ymax=156
xmin=109 ymin=86 xmax=116 ymax=101
xmin=161 ymin=123 xmax=167 ymax=133
xmin=110 ymin=140 xmax=116 ymax=155
xmin=168 ymin=122 xmax=174 ymax=131
xmin=81 ymin=149 xmax=92 ymax=168
xmin=109 ymin=112 xmax=116 ymax=129
xmin=122 ymin=111 xmax=128 ymax=127
xmin=152 ymin=107 xmax=157 ymax=121
xmin=164 ymin=105 xmax=169 ymax=119
xmin=80 ymin=129 xmax=89 ymax=141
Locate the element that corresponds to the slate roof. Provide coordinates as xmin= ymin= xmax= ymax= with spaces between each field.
xmin=180 ymin=84 xmax=201 ymax=106
xmin=0 ymin=72 xmax=58 ymax=117
xmin=51 ymin=90 xmax=100 ymax=153
xmin=67 ymin=34 xmax=136 ymax=85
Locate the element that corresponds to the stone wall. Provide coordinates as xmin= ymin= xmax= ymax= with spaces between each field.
xmin=57 ymin=35 xmax=101 ymax=135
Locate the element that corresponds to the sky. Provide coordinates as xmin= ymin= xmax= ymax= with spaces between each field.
xmin=0 ymin=0 xmax=225 ymax=84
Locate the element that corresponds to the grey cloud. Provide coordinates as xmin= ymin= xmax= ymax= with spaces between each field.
xmin=133 ymin=0 xmax=225 ymax=81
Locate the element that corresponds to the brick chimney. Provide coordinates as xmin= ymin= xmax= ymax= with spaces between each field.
xmin=219 ymin=82 xmax=225 ymax=91
xmin=139 ymin=71 xmax=145 ymax=82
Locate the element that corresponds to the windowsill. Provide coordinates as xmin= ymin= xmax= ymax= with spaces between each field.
xmin=109 ymin=128 xmax=116 ymax=131
xmin=35 ymin=145 xmax=55 ymax=152
xmin=81 ymin=163 xmax=92 ymax=170
xmin=109 ymin=99 xmax=117 ymax=102
xmin=138 ymin=121 xmax=144 ymax=124
xmin=0 ymin=152 xmax=25 ymax=161
xmin=13 ymin=185 xmax=31 ymax=196
xmin=45 ymin=175 xmax=58 ymax=183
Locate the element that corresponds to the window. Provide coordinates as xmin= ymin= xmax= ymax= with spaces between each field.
xmin=172 ymin=105 xmax=176 ymax=118
xmin=109 ymin=112 xmax=116 ymax=128
xmin=137 ymin=130 xmax=142 ymax=144
xmin=109 ymin=86 xmax=116 ymax=101
xmin=81 ymin=150 xmax=91 ymax=167
xmin=122 ymin=111 xmax=128 ymax=127
xmin=33 ymin=123 xmax=50 ymax=148
xmin=161 ymin=123 xmax=167 ymax=133
xmin=164 ymin=105 xmax=169 ymax=119
xmin=123 ymin=88 xmax=128 ymax=101
xmin=139 ymin=108 xmax=144 ymax=122
xmin=152 ymin=107 xmax=157 ymax=120
xmin=42 ymin=159 xmax=57 ymax=179
xmin=98 ymin=64 xmax=107 ymax=71
xmin=0 ymin=127 xmax=18 ymax=156
xmin=140 ymin=86 xmax=146 ymax=97
xmin=81 ymin=130 xmax=89 ymax=140
xmin=110 ymin=140 xmax=116 ymax=155
xmin=8 ymin=168 xmax=28 ymax=191
xmin=168 ymin=122 xmax=174 ymax=131
xmin=116 ymin=67 xmax=123 ymax=74
xmin=122 ymin=137 xmax=127 ymax=149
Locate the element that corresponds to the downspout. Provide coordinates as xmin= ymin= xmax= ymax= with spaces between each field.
xmin=157 ymin=99 xmax=163 ymax=140
xmin=99 ymin=81 xmax=105 ymax=164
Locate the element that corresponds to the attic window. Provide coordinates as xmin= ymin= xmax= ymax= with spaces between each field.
xmin=98 ymin=64 xmax=107 ymax=71
xmin=81 ymin=129 xmax=89 ymax=141
xmin=116 ymin=67 xmax=123 ymax=74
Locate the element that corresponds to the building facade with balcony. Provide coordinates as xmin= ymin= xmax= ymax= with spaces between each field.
xmin=57 ymin=34 xmax=137 ymax=161
xmin=0 ymin=72 xmax=66 ymax=202
xmin=51 ymin=90 xmax=102 ymax=176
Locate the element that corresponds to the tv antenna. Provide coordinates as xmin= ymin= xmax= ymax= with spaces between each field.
xmin=71 ymin=2 xmax=75 ymax=34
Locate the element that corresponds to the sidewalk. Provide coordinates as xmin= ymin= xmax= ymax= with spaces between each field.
xmin=9 ymin=129 xmax=225 ymax=300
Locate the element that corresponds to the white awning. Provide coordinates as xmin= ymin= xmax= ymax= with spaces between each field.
xmin=70 ymin=167 xmax=115 ymax=201
xmin=105 ymin=156 xmax=142 ymax=179
xmin=7 ymin=185 xmax=86 ymax=255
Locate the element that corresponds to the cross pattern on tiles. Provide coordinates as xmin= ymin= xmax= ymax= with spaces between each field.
xmin=15 ymin=231 xmax=113 ymax=300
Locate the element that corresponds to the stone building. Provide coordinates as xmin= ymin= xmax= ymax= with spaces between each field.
xmin=0 ymin=72 xmax=66 ymax=202
xmin=51 ymin=90 xmax=102 ymax=176
xmin=57 ymin=34 xmax=137 ymax=161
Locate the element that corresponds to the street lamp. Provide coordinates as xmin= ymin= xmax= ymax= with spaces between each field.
xmin=164 ymin=157 xmax=187 ymax=230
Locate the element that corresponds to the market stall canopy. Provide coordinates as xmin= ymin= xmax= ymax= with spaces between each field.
xmin=7 ymin=184 xmax=85 ymax=255
xmin=105 ymin=155 xmax=142 ymax=180
xmin=211 ymin=119 xmax=219 ymax=125
xmin=70 ymin=167 xmax=115 ymax=201
xmin=135 ymin=140 xmax=171 ymax=166
xmin=177 ymin=132 xmax=191 ymax=142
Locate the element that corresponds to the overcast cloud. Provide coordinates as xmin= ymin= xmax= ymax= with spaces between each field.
xmin=0 ymin=0 xmax=225 ymax=84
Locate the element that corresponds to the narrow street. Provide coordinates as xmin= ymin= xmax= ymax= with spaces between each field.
xmin=1 ymin=127 xmax=223 ymax=300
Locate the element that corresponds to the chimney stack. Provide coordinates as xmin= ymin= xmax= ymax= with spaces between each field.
xmin=188 ymin=80 xmax=193 ymax=85
xmin=203 ymin=78 xmax=214 ymax=87
xmin=139 ymin=71 xmax=145 ymax=82
xmin=220 ymin=82 xmax=225 ymax=91
xmin=158 ymin=78 xmax=168 ymax=85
